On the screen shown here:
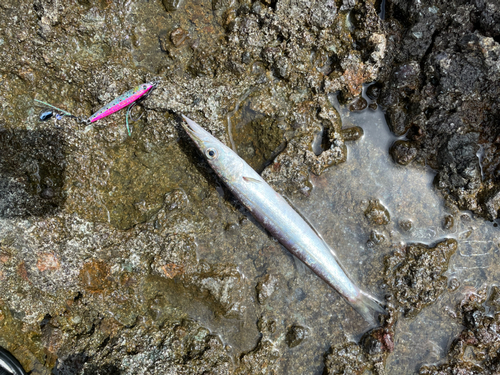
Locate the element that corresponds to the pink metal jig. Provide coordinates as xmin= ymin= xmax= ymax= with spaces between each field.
xmin=34 ymin=81 xmax=158 ymax=136
xmin=87 ymin=81 xmax=157 ymax=125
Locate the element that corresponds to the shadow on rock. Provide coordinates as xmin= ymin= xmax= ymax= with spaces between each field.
xmin=0 ymin=129 xmax=66 ymax=218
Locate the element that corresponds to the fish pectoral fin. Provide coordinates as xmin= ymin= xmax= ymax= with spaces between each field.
xmin=242 ymin=176 xmax=262 ymax=183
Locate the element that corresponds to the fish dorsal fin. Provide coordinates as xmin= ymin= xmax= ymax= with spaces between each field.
xmin=243 ymin=176 xmax=262 ymax=183
xmin=282 ymin=195 xmax=337 ymax=258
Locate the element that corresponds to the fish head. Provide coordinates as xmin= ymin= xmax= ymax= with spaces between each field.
xmin=181 ymin=115 xmax=242 ymax=182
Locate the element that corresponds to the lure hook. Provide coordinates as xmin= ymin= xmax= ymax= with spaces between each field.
xmin=125 ymin=102 xmax=145 ymax=136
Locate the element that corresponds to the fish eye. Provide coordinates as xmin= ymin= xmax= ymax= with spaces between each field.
xmin=205 ymin=148 xmax=218 ymax=159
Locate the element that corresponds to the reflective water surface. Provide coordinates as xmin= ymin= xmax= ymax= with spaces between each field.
xmin=288 ymin=90 xmax=500 ymax=374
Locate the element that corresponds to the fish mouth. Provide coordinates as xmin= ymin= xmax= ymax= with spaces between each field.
xmin=181 ymin=115 xmax=206 ymax=143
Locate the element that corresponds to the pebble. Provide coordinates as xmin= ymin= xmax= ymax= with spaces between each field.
xmin=349 ymin=97 xmax=367 ymax=112
xmin=286 ymin=325 xmax=308 ymax=348
xmin=390 ymin=140 xmax=418 ymax=165
xmin=341 ymin=126 xmax=364 ymax=141
xmin=364 ymin=199 xmax=391 ymax=225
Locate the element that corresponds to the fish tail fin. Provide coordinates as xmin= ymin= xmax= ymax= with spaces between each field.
xmin=349 ymin=291 xmax=387 ymax=326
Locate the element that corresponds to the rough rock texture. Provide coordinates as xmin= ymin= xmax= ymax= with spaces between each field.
xmin=364 ymin=199 xmax=391 ymax=226
xmin=324 ymin=326 xmax=394 ymax=375
xmin=378 ymin=0 xmax=500 ymax=220
xmin=419 ymin=286 xmax=500 ymax=375
xmin=0 ymin=0 xmax=389 ymax=372
xmin=384 ymin=239 xmax=458 ymax=318
xmin=1 ymin=0 xmax=500 ymax=374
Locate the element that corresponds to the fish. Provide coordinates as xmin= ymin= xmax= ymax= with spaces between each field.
xmin=181 ymin=115 xmax=386 ymax=325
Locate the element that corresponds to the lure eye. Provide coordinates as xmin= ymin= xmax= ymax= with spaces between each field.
xmin=141 ymin=84 xmax=147 ymax=90
xmin=205 ymin=148 xmax=218 ymax=160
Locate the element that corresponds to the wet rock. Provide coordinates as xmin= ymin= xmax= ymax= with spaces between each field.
xmin=40 ymin=187 xmax=54 ymax=200
xmin=361 ymin=334 xmax=383 ymax=355
xmin=369 ymin=230 xmax=388 ymax=245
xmin=384 ymin=105 xmax=411 ymax=137
xmin=237 ymin=338 xmax=280 ymax=375
xmin=158 ymin=30 xmax=170 ymax=52
xmin=393 ymin=62 xmax=421 ymax=92
xmin=364 ymin=199 xmax=391 ymax=225
xmin=360 ymin=328 xmax=394 ymax=355
xmin=390 ymin=140 xmax=418 ymax=166
xmin=398 ymin=219 xmax=413 ymax=232
xmin=485 ymin=188 xmax=500 ymax=221
xmin=384 ymin=239 xmax=458 ymax=317
xmin=256 ymin=274 xmax=279 ymax=304
xmin=324 ymin=341 xmax=389 ymax=375
xmin=189 ymin=47 xmax=220 ymax=77
xmin=162 ymin=0 xmax=183 ymax=12
xmin=52 ymin=353 xmax=87 ymax=375
xmin=262 ymin=97 xmax=347 ymax=194
xmin=0 ymin=130 xmax=66 ymax=218
xmin=163 ymin=189 xmax=190 ymax=212
xmin=442 ymin=214 xmax=454 ymax=230
xmin=36 ymin=253 xmax=60 ymax=272
xmin=406 ymin=125 xmax=425 ymax=142
xmin=368 ymin=102 xmax=378 ymax=111
xmin=341 ymin=126 xmax=364 ymax=142
xmin=285 ymin=325 xmax=308 ymax=348
xmin=257 ymin=315 xmax=277 ymax=335
xmin=150 ymin=234 xmax=197 ymax=280
xmin=76 ymin=318 xmax=232 ymax=374
xmin=349 ymin=97 xmax=368 ymax=112
xmin=419 ymin=286 xmax=500 ymax=375
xmin=379 ymin=0 xmax=500 ymax=219
xmin=366 ymin=83 xmax=381 ymax=100
xmin=190 ymin=263 xmax=246 ymax=318
xmin=488 ymin=286 xmax=500 ymax=309
xmin=229 ymin=91 xmax=286 ymax=173
xmin=448 ymin=277 xmax=460 ymax=292
xmin=170 ymin=27 xmax=190 ymax=48
xmin=435 ymin=133 xmax=482 ymax=215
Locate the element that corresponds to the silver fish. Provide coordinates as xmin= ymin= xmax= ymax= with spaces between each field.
xmin=181 ymin=115 xmax=386 ymax=324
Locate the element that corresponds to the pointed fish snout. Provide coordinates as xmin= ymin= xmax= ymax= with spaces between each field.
xmin=181 ymin=115 xmax=212 ymax=141
xmin=181 ymin=115 xmax=198 ymax=131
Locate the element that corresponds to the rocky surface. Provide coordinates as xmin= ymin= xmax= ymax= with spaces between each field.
xmin=384 ymin=239 xmax=458 ymax=318
xmin=0 ymin=0 xmax=499 ymax=374
xmin=419 ymin=286 xmax=500 ymax=375
xmin=378 ymin=0 xmax=500 ymax=220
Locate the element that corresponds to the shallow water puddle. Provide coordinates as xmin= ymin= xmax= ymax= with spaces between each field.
xmin=289 ymin=90 xmax=500 ymax=373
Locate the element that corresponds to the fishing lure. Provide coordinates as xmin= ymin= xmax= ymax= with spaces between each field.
xmin=34 ymin=80 xmax=158 ymax=136
xmin=86 ymin=81 xmax=158 ymax=135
